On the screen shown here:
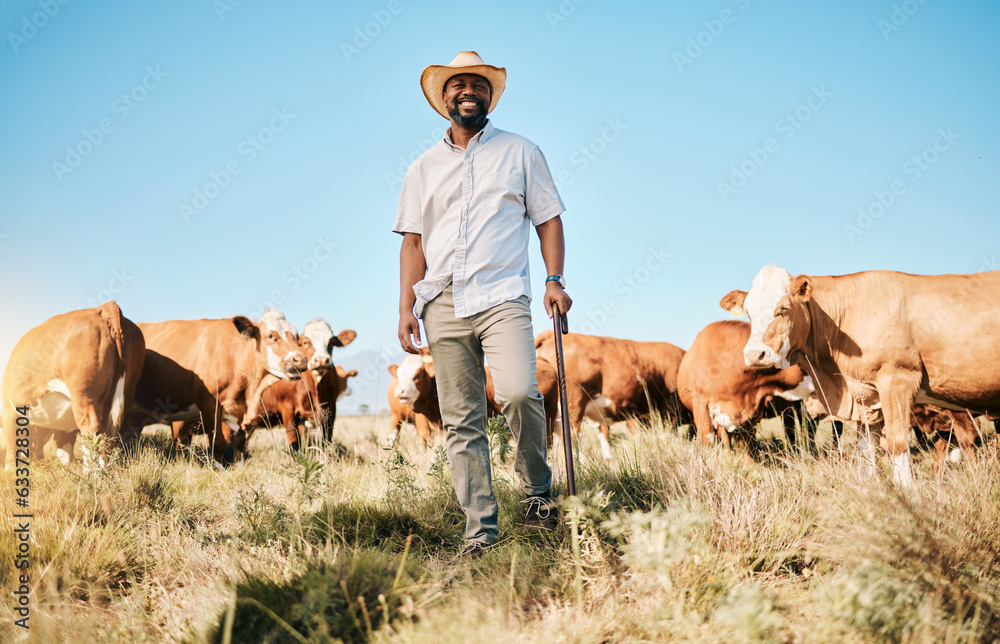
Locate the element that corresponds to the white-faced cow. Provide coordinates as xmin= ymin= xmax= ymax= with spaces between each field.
xmin=387 ymin=350 xmax=504 ymax=445
xmin=298 ymin=319 xmax=357 ymax=440
xmin=534 ymin=331 xmax=688 ymax=459
xmin=248 ymin=320 xmax=356 ymax=450
xmin=2 ymin=302 xmax=145 ymax=471
xmin=676 ymin=320 xmax=814 ymax=454
xmin=387 ymin=351 xmax=442 ymax=445
xmin=130 ymin=308 xmax=307 ymax=465
xmin=721 ymin=265 xmax=1000 ymax=487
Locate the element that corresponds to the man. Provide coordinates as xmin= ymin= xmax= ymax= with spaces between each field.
xmin=394 ymin=51 xmax=572 ymax=559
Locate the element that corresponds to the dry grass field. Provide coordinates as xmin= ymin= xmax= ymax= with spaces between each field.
xmin=2 ymin=414 xmax=999 ymax=643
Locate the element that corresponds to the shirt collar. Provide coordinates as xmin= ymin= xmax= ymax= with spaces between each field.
xmin=443 ymin=120 xmax=495 ymax=150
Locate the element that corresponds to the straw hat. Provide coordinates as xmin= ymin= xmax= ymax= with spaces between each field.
xmin=420 ymin=51 xmax=506 ymax=120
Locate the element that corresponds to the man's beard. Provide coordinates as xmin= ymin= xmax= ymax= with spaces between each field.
xmin=448 ymin=98 xmax=488 ymax=127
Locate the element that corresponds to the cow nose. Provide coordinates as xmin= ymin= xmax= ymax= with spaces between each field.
xmin=313 ymin=355 xmax=332 ymax=369
xmin=745 ymin=349 xmax=767 ymax=367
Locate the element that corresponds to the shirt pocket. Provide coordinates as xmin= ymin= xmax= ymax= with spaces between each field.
xmin=479 ymin=171 xmax=524 ymax=197
xmin=478 ymin=171 xmax=525 ymax=212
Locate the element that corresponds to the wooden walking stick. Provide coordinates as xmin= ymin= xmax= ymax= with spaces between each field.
xmin=552 ymin=303 xmax=576 ymax=496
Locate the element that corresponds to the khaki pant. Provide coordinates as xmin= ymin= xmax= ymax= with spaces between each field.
xmin=422 ymin=285 xmax=551 ymax=544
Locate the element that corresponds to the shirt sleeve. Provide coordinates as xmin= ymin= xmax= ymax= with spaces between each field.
xmin=524 ymin=145 xmax=565 ymax=226
xmin=392 ymin=166 xmax=423 ymax=235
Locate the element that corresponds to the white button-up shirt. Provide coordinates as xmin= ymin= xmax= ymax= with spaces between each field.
xmin=394 ymin=121 xmax=565 ymax=318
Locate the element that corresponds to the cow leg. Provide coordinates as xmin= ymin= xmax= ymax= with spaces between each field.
xmin=388 ymin=413 xmax=402 ymax=446
xmin=199 ymin=404 xmax=230 ymax=468
xmin=172 ymin=420 xmax=193 ymax=448
xmin=595 ymin=421 xmax=613 ymax=461
xmin=218 ymin=415 xmax=240 ymax=466
xmin=415 ymin=414 xmax=432 ymax=446
xmin=830 ymin=420 xmax=845 ymax=455
xmin=281 ymin=406 xmax=300 ymax=451
xmin=694 ymin=403 xmax=715 ymax=446
xmin=72 ymin=397 xmax=106 ymax=473
xmin=779 ymin=404 xmax=797 ymax=450
xmin=932 ymin=433 xmax=951 ymax=471
xmin=49 ymin=429 xmax=77 ymax=465
xmin=875 ymin=379 xmax=919 ymax=489
xmin=323 ymin=404 xmax=336 ymax=443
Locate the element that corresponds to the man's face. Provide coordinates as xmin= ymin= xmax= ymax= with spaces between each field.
xmin=443 ymin=73 xmax=491 ymax=127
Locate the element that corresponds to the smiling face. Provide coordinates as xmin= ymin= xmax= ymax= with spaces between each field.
xmin=443 ymin=73 xmax=491 ymax=127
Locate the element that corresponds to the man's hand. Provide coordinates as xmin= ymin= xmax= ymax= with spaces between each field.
xmin=544 ymin=281 xmax=572 ymax=319
xmin=398 ymin=311 xmax=423 ymax=354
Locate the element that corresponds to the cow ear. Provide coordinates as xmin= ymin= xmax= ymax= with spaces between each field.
xmin=331 ymin=329 xmax=357 ymax=349
xmin=790 ymin=276 xmax=812 ymax=302
xmin=347 ymin=369 xmax=358 ymax=378
xmin=233 ymin=316 xmax=260 ymax=339
xmin=388 ymin=364 xmax=398 ymax=377
xmin=719 ymin=290 xmax=748 ymax=318
xmin=424 ymin=361 xmax=435 ymax=378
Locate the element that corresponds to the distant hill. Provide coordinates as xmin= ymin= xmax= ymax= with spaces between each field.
xmin=333 ymin=346 xmax=408 ymax=415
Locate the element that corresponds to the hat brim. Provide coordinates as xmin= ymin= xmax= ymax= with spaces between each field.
xmin=420 ymin=64 xmax=506 ymax=120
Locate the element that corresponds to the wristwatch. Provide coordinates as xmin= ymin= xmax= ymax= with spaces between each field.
xmin=545 ymin=274 xmax=566 ymax=289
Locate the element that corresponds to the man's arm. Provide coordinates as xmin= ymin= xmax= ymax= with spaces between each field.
xmin=398 ymin=232 xmax=426 ymax=354
xmin=535 ymin=215 xmax=572 ymax=319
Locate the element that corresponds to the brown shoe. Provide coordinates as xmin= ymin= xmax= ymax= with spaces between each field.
xmin=454 ymin=540 xmax=490 ymax=561
xmin=523 ymin=493 xmax=558 ymax=531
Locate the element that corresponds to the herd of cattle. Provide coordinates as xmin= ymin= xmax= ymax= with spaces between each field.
xmin=0 ymin=303 xmax=357 ymax=469
xmin=3 ymin=266 xmax=999 ymax=487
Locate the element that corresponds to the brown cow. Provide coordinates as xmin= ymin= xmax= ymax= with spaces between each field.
xmin=131 ymin=308 xmax=307 ymax=465
xmin=911 ymin=403 xmax=981 ymax=469
xmin=387 ymin=350 xmax=506 ymax=445
xmin=246 ymin=320 xmax=357 ymax=450
xmin=387 ymin=350 xmax=443 ymax=445
xmin=252 ymin=369 xmax=323 ymax=451
xmin=298 ymin=319 xmax=357 ymax=441
xmin=534 ymin=331 xmax=688 ymax=459
xmin=721 ymin=266 xmax=1000 ymax=488
xmin=676 ymin=320 xmax=813 ymax=453
xmin=2 ymin=302 xmax=145 ymax=471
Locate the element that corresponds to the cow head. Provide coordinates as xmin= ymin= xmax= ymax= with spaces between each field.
xmin=720 ymin=265 xmax=812 ymax=370
xmin=389 ymin=351 xmax=434 ymax=407
xmin=256 ymin=308 xmax=308 ymax=379
xmin=300 ymin=319 xmax=357 ymax=373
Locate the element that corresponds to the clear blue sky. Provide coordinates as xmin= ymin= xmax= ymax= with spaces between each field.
xmin=2 ymin=1 xmax=998 ymax=413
